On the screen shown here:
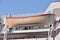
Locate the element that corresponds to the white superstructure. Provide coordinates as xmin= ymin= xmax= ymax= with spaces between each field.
xmin=46 ymin=2 xmax=60 ymax=13
xmin=1 ymin=1 xmax=60 ymax=40
xmin=0 ymin=16 xmax=4 ymax=33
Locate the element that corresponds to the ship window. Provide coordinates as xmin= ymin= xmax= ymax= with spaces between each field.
xmin=9 ymin=28 xmax=13 ymax=32
xmin=29 ymin=26 xmax=42 ymax=29
xmin=43 ymin=25 xmax=49 ymax=28
xmin=0 ymin=23 xmax=1 ymax=24
xmin=24 ymin=27 xmax=28 ymax=30
xmin=33 ymin=36 xmax=36 ymax=38
xmin=16 ymin=27 xmax=20 ymax=30
xmin=59 ymin=19 xmax=60 ymax=22
xmin=15 ymin=26 xmax=24 ymax=30
xmin=29 ymin=26 xmax=33 ymax=29
xmin=32 ymin=26 xmax=40 ymax=29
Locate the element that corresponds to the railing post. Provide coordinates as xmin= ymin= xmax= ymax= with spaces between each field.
xmin=4 ymin=26 xmax=8 ymax=40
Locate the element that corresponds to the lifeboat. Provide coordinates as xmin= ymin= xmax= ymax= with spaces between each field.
xmin=5 ymin=14 xmax=55 ymax=28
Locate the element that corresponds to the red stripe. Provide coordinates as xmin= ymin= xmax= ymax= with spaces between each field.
xmin=6 ymin=14 xmax=54 ymax=19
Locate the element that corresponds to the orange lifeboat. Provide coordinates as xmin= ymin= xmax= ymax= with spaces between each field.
xmin=5 ymin=14 xmax=55 ymax=28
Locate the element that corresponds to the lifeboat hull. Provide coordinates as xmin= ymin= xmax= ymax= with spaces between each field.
xmin=5 ymin=14 xmax=54 ymax=28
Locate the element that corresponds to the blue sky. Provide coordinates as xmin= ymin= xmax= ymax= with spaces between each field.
xmin=0 ymin=0 xmax=58 ymax=17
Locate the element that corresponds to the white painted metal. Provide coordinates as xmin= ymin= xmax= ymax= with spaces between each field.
xmin=45 ymin=2 xmax=60 ymax=13
xmin=11 ymin=29 xmax=50 ymax=33
xmin=10 ymin=38 xmax=53 ymax=40
xmin=55 ymin=32 xmax=60 ymax=40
